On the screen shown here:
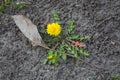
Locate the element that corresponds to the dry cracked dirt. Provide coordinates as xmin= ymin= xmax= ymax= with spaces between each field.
xmin=0 ymin=0 xmax=120 ymax=80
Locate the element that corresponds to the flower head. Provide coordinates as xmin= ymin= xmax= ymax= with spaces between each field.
xmin=46 ymin=23 xmax=61 ymax=36
xmin=47 ymin=54 xmax=57 ymax=64
xmin=47 ymin=55 xmax=54 ymax=60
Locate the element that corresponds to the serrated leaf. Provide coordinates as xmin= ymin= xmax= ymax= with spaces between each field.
xmin=52 ymin=11 xmax=60 ymax=23
xmin=3 ymin=0 xmax=12 ymax=4
xmin=62 ymin=54 xmax=67 ymax=61
xmin=80 ymin=48 xmax=89 ymax=56
xmin=67 ymin=19 xmax=74 ymax=34
xmin=74 ymin=53 xmax=78 ymax=58
xmin=79 ymin=36 xmax=91 ymax=41
xmin=66 ymin=34 xmax=79 ymax=40
xmin=43 ymin=59 xmax=48 ymax=64
xmin=84 ymin=36 xmax=90 ymax=39
xmin=0 ymin=5 xmax=5 ymax=12
xmin=47 ymin=50 xmax=53 ymax=55
xmin=51 ymin=58 xmax=56 ymax=64
xmin=12 ymin=15 xmax=49 ymax=48
xmin=111 ymin=75 xmax=120 ymax=80
xmin=15 ymin=2 xmax=24 ymax=10
xmin=83 ymin=50 xmax=89 ymax=56
xmin=80 ymin=48 xmax=83 ymax=53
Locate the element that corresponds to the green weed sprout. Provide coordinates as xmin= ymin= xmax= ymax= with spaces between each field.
xmin=40 ymin=11 xmax=91 ymax=65
xmin=14 ymin=2 xmax=25 ymax=10
xmin=0 ymin=0 xmax=24 ymax=13
xmin=109 ymin=75 xmax=120 ymax=80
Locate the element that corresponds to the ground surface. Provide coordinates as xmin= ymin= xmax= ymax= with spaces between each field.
xmin=0 ymin=0 xmax=120 ymax=80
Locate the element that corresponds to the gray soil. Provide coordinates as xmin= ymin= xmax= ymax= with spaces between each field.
xmin=0 ymin=0 xmax=120 ymax=80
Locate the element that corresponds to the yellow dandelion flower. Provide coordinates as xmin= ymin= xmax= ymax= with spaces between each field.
xmin=47 ymin=55 xmax=54 ymax=60
xmin=46 ymin=23 xmax=61 ymax=36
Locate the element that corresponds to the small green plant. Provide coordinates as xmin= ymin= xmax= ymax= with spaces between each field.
xmin=0 ymin=0 xmax=12 ymax=12
xmin=0 ymin=0 xmax=24 ymax=13
xmin=40 ymin=11 xmax=90 ymax=65
xmin=0 ymin=5 xmax=5 ymax=12
xmin=14 ymin=2 xmax=25 ymax=10
xmin=51 ymin=11 xmax=60 ymax=23
xmin=109 ymin=75 xmax=120 ymax=80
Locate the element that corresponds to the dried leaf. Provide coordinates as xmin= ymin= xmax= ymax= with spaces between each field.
xmin=12 ymin=15 xmax=49 ymax=49
xmin=68 ymin=40 xmax=86 ymax=48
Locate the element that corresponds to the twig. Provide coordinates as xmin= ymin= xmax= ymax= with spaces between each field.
xmin=65 ymin=53 xmax=104 ymax=77
xmin=64 ymin=39 xmax=104 ymax=77
xmin=80 ymin=58 xmax=104 ymax=78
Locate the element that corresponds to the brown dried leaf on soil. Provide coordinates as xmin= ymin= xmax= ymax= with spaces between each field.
xmin=12 ymin=15 xmax=49 ymax=49
xmin=68 ymin=40 xmax=86 ymax=48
